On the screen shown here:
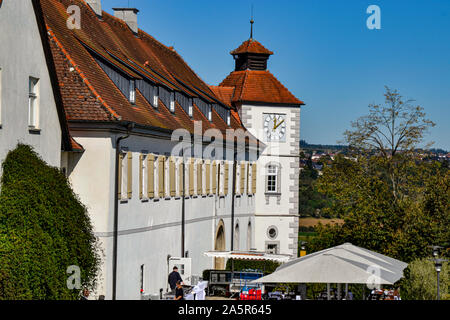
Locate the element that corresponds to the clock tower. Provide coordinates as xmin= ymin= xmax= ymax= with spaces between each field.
xmin=211 ymin=25 xmax=304 ymax=258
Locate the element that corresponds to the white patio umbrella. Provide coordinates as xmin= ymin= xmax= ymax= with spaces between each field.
xmin=252 ymin=243 xmax=408 ymax=299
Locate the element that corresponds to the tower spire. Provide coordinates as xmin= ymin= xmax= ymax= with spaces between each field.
xmin=250 ymin=5 xmax=254 ymax=40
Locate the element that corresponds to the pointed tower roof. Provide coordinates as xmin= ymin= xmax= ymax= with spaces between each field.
xmin=230 ymin=39 xmax=274 ymax=56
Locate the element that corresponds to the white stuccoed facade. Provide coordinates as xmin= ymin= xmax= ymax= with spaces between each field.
xmin=239 ymin=104 xmax=300 ymax=257
xmin=0 ymin=0 xmax=63 ymax=169
xmin=64 ymin=128 xmax=256 ymax=300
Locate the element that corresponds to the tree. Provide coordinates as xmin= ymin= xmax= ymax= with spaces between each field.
xmin=299 ymin=155 xmax=332 ymax=218
xmin=344 ymin=87 xmax=435 ymax=200
xmin=401 ymin=258 xmax=449 ymax=300
xmin=0 ymin=144 xmax=100 ymax=299
xmin=309 ymin=88 xmax=448 ymax=263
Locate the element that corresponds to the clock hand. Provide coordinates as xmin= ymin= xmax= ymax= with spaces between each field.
xmin=274 ymin=119 xmax=285 ymax=130
xmin=273 ymin=118 xmax=277 ymax=131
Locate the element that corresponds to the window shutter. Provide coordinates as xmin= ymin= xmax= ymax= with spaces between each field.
xmin=197 ymin=161 xmax=203 ymax=195
xmin=246 ymin=162 xmax=250 ymax=195
xmin=240 ymin=162 xmax=245 ymax=195
xmin=205 ymin=161 xmax=211 ymax=195
xmin=170 ymin=157 xmax=176 ymax=197
xmin=178 ymin=160 xmax=184 ymax=197
xmin=158 ymin=156 xmax=165 ymax=198
xmin=127 ymin=152 xmax=133 ymax=199
xmin=224 ymin=162 xmax=229 ymax=195
xmin=212 ymin=161 xmax=217 ymax=194
xmin=118 ymin=153 xmax=124 ymax=198
xmin=147 ymin=154 xmax=155 ymax=198
xmin=139 ymin=154 xmax=143 ymax=199
xmin=252 ymin=163 xmax=257 ymax=194
xmin=189 ymin=158 xmax=194 ymax=196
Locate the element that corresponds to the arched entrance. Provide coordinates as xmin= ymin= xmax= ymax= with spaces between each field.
xmin=214 ymin=220 xmax=226 ymax=270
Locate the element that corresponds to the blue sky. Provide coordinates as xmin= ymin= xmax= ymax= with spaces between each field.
xmin=102 ymin=0 xmax=450 ymax=150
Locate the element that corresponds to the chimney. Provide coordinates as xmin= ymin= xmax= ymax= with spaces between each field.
xmin=85 ymin=0 xmax=102 ymax=17
xmin=113 ymin=8 xmax=139 ymax=34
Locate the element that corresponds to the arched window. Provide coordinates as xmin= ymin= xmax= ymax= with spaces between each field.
xmin=247 ymin=221 xmax=252 ymax=250
xmin=234 ymin=223 xmax=240 ymax=251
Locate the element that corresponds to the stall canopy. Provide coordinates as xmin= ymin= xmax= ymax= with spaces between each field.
xmin=204 ymin=250 xmax=292 ymax=263
xmin=252 ymin=243 xmax=408 ymax=284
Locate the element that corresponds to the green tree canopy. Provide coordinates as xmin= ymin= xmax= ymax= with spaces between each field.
xmin=309 ymin=88 xmax=449 ymax=264
xmin=0 ymin=144 xmax=100 ymax=299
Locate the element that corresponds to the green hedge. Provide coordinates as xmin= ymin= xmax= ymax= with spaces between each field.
xmin=0 ymin=144 xmax=100 ymax=299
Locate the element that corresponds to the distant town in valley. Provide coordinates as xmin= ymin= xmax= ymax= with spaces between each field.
xmin=300 ymin=140 xmax=450 ymax=172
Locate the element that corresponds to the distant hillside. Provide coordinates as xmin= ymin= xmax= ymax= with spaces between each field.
xmin=300 ymin=140 xmax=348 ymax=152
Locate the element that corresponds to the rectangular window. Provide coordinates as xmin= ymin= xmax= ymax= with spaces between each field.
xmin=153 ymin=95 xmax=159 ymax=108
xmin=266 ymin=165 xmax=278 ymax=193
xmin=208 ymin=106 xmax=212 ymax=121
xmin=119 ymin=151 xmax=130 ymax=200
xmin=226 ymin=112 xmax=231 ymax=126
xmin=170 ymin=92 xmax=175 ymax=113
xmin=266 ymin=243 xmax=279 ymax=254
xmin=139 ymin=154 xmax=147 ymax=199
xmin=130 ymin=80 xmax=136 ymax=104
xmin=147 ymin=154 xmax=155 ymax=198
xmin=28 ymin=77 xmax=39 ymax=128
xmin=188 ymin=103 xmax=193 ymax=117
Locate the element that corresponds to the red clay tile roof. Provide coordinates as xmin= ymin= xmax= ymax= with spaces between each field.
xmin=219 ymin=70 xmax=304 ymax=105
xmin=38 ymin=0 xmax=257 ymax=144
xmin=209 ymin=86 xmax=235 ymax=108
xmin=230 ymin=39 xmax=273 ymax=55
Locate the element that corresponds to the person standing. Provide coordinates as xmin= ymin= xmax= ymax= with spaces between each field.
xmin=168 ymin=266 xmax=183 ymax=293
xmin=174 ymin=281 xmax=184 ymax=300
xmin=79 ymin=288 xmax=90 ymax=300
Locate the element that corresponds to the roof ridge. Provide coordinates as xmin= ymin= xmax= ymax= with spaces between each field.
xmin=47 ymin=25 xmax=121 ymax=120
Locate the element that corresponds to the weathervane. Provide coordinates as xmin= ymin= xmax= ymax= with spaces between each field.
xmin=250 ymin=4 xmax=254 ymax=40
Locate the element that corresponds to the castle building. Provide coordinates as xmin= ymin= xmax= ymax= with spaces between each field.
xmin=0 ymin=0 xmax=303 ymax=299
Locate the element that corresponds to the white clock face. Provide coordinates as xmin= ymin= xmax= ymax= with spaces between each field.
xmin=263 ymin=114 xmax=286 ymax=141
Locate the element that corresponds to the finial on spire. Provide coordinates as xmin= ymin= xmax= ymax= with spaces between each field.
xmin=250 ymin=4 xmax=254 ymax=40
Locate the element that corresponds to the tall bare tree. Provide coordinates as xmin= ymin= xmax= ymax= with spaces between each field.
xmin=343 ymin=87 xmax=435 ymax=199
xmin=344 ymin=87 xmax=435 ymax=157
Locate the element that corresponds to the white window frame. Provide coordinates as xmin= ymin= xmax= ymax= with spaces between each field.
xmin=129 ymin=80 xmax=136 ymax=104
xmin=170 ymin=92 xmax=175 ymax=113
xmin=120 ymin=151 xmax=128 ymax=201
xmin=28 ymin=77 xmax=39 ymax=129
xmin=266 ymin=164 xmax=280 ymax=194
xmin=140 ymin=153 xmax=148 ymax=199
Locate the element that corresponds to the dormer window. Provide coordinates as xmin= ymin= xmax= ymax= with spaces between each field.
xmin=208 ymin=105 xmax=212 ymax=121
xmin=129 ymin=80 xmax=136 ymax=104
xmin=227 ymin=112 xmax=231 ymax=126
xmin=188 ymin=102 xmax=193 ymax=118
xmin=153 ymin=95 xmax=158 ymax=108
xmin=170 ymin=92 xmax=175 ymax=113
